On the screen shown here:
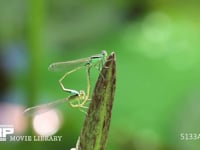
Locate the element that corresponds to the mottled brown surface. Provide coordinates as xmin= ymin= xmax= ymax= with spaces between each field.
xmin=78 ymin=52 xmax=116 ymax=150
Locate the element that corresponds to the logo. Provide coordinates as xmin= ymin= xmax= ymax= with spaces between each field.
xmin=0 ymin=125 xmax=62 ymax=142
xmin=0 ymin=125 xmax=14 ymax=141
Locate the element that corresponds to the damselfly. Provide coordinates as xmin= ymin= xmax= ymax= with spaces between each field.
xmin=24 ymin=51 xmax=107 ymax=115
xmin=24 ymin=90 xmax=88 ymax=115
xmin=48 ymin=50 xmax=107 ymax=99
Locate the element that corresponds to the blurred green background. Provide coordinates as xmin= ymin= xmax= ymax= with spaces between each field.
xmin=1 ymin=0 xmax=200 ymax=150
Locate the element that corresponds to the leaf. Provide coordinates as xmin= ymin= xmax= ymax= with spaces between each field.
xmin=77 ymin=52 xmax=116 ymax=150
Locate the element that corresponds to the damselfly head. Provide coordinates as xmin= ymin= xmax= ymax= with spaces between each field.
xmin=48 ymin=63 xmax=55 ymax=71
xmin=79 ymin=90 xmax=86 ymax=99
xmin=101 ymin=50 xmax=107 ymax=58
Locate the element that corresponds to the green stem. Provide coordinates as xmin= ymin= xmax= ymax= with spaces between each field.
xmin=77 ymin=52 xmax=116 ymax=150
xmin=27 ymin=0 xmax=45 ymax=106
